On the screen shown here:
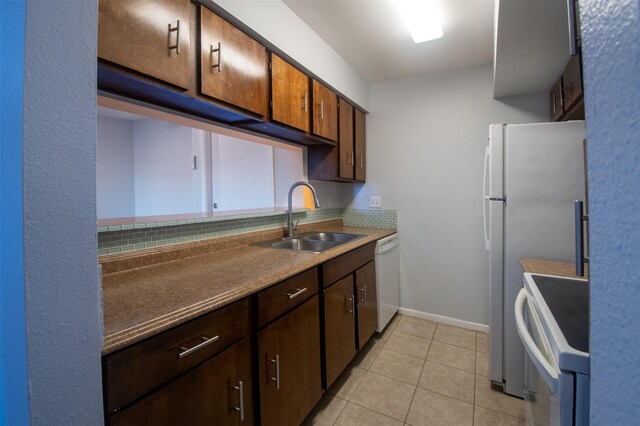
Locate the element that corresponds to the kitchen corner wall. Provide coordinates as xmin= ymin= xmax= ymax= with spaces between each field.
xmin=351 ymin=64 xmax=548 ymax=325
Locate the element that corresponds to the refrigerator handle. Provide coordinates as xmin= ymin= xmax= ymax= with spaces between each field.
xmin=575 ymin=200 xmax=590 ymax=276
xmin=483 ymin=146 xmax=490 ymax=250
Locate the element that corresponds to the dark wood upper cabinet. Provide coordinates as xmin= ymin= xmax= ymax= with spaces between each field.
xmin=356 ymin=261 xmax=377 ymax=349
xmin=339 ymin=99 xmax=355 ymax=180
xmin=308 ymin=100 xmax=366 ymax=182
xmin=550 ymin=79 xmax=564 ymax=122
xmin=561 ymin=55 xmax=583 ymax=112
xmin=271 ymin=54 xmax=310 ymax=132
xmin=258 ymin=296 xmax=322 ymax=426
xmin=200 ymin=7 xmax=268 ymax=116
xmin=98 ymin=0 xmax=191 ymax=89
xmin=312 ymin=80 xmax=338 ymax=142
xmin=550 ymin=53 xmax=584 ymax=122
xmin=110 ymin=337 xmax=253 ymax=426
xmin=324 ymin=275 xmax=357 ymax=388
xmin=354 ymin=109 xmax=366 ymax=181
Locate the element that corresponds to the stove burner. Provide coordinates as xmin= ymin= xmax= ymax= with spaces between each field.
xmin=531 ymin=275 xmax=589 ymax=353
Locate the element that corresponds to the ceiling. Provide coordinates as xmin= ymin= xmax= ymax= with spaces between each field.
xmin=282 ymin=0 xmax=494 ymax=83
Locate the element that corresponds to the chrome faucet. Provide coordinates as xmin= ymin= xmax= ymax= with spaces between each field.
xmin=287 ymin=181 xmax=320 ymax=237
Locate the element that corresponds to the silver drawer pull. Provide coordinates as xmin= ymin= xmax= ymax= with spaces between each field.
xmin=211 ymin=42 xmax=222 ymax=72
xmin=232 ymin=380 xmax=245 ymax=422
xmin=285 ymin=287 xmax=307 ymax=300
xmin=269 ymin=354 xmax=281 ymax=390
xmin=178 ymin=335 xmax=219 ymax=358
xmin=168 ymin=20 xmax=180 ymax=54
xmin=346 ymin=296 xmax=355 ymax=317
xmin=360 ymin=285 xmax=367 ymax=304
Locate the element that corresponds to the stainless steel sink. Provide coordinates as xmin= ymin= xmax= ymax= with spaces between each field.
xmin=270 ymin=238 xmax=335 ymax=252
xmin=301 ymin=232 xmax=364 ymax=244
xmin=256 ymin=232 xmax=365 ymax=253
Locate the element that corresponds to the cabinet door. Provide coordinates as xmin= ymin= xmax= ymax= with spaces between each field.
xmin=271 ymin=54 xmax=310 ymax=132
xmin=324 ymin=275 xmax=357 ymax=387
xmin=312 ymin=80 xmax=338 ymax=142
xmin=561 ymin=55 xmax=583 ymax=112
xmin=338 ymin=98 xmax=355 ymax=180
xmin=550 ymin=80 xmax=563 ymax=121
xmin=109 ymin=338 xmax=253 ymax=426
xmin=356 ymin=261 xmax=378 ymax=349
xmin=98 ymin=0 xmax=190 ymax=89
xmin=259 ymin=295 xmax=322 ymax=426
xmin=354 ymin=109 xmax=366 ymax=181
xmin=200 ymin=7 xmax=268 ymax=116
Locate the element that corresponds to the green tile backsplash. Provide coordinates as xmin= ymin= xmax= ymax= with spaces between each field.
xmin=98 ymin=208 xmax=397 ymax=255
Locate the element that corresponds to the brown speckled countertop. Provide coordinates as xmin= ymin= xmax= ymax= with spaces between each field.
xmin=100 ymin=221 xmax=396 ymax=354
xmin=520 ymin=258 xmax=589 ymax=279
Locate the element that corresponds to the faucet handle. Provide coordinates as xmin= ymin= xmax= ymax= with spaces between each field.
xmin=293 ymin=219 xmax=300 ymax=232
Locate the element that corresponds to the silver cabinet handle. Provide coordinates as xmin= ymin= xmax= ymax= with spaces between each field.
xmin=346 ymin=296 xmax=355 ymax=317
xmin=301 ymin=92 xmax=308 ymax=112
xmin=178 ymin=335 xmax=219 ymax=358
xmin=232 ymin=380 xmax=245 ymax=422
xmin=575 ymin=200 xmax=589 ymax=276
xmin=168 ymin=20 xmax=181 ymax=54
xmin=285 ymin=287 xmax=307 ymax=300
xmin=552 ymin=93 xmax=556 ymax=115
xmin=211 ymin=42 xmax=221 ymax=72
xmin=318 ymin=100 xmax=325 ymax=119
xmin=359 ymin=155 xmax=363 ymax=168
xmin=350 ymin=151 xmax=355 ymax=166
xmin=360 ymin=285 xmax=367 ymax=304
xmin=269 ymin=354 xmax=280 ymax=390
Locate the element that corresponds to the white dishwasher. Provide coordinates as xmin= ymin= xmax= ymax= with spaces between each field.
xmin=375 ymin=233 xmax=400 ymax=332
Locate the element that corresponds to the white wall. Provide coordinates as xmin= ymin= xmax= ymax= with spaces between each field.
xmin=212 ymin=134 xmax=275 ymax=211
xmin=310 ymin=180 xmax=358 ymax=210
xmin=274 ymin=146 xmax=305 ymax=209
xmin=97 ymin=115 xmax=135 ymax=218
xmin=133 ymin=119 xmax=205 ymax=216
xmin=351 ymin=64 xmax=548 ymax=325
xmin=213 ymin=0 xmax=369 ymax=110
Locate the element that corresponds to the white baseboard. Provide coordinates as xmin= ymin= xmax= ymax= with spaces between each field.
xmin=397 ymin=307 xmax=489 ymax=334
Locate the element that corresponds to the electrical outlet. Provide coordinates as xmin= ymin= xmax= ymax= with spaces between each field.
xmin=369 ymin=195 xmax=382 ymax=209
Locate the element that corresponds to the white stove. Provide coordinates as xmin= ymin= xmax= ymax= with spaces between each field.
xmin=515 ymin=273 xmax=590 ymax=426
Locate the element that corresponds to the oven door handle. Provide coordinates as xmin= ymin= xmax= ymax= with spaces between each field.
xmin=515 ymin=289 xmax=559 ymax=394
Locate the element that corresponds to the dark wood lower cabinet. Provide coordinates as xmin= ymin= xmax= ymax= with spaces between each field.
xmin=258 ymin=295 xmax=322 ymax=426
xmin=324 ymin=275 xmax=357 ymax=387
xmin=109 ymin=337 xmax=253 ymax=425
xmin=356 ymin=261 xmax=378 ymax=349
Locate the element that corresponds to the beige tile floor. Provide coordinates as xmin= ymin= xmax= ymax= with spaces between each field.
xmin=304 ymin=314 xmax=525 ymax=426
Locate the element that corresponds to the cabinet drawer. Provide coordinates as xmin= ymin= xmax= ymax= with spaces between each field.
xmin=258 ymin=267 xmax=318 ymax=327
xmin=109 ymin=337 xmax=253 ymax=426
xmin=322 ymin=242 xmax=375 ymax=287
xmin=104 ymin=298 xmax=250 ymax=414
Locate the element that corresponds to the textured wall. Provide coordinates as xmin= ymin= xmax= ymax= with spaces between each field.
xmin=351 ymin=65 xmax=548 ymax=324
xmin=0 ymin=0 xmax=29 ymax=423
xmin=22 ymin=0 xmax=103 ymax=423
xmin=581 ymin=0 xmax=640 ymax=423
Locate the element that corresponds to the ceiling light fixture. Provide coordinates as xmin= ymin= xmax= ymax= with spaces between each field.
xmin=396 ymin=0 xmax=444 ymax=43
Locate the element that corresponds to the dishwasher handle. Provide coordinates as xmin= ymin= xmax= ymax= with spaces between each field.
xmin=375 ymin=235 xmax=399 ymax=254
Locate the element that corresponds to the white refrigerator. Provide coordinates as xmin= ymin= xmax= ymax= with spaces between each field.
xmin=483 ymin=121 xmax=586 ymax=397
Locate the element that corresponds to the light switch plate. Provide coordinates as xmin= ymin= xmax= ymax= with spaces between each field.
xmin=369 ymin=195 xmax=382 ymax=209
